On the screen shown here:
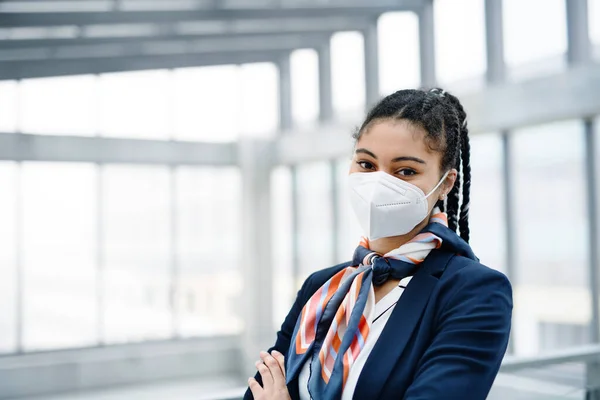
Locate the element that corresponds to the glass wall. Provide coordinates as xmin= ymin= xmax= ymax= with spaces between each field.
xmin=511 ymin=120 xmax=590 ymax=356
xmin=503 ymin=0 xmax=567 ymax=80
xmin=377 ymin=12 xmax=420 ymax=95
xmin=0 ymin=162 xmax=17 ymax=353
xmin=434 ymin=0 xmax=486 ymax=89
xmin=469 ymin=134 xmax=507 ymax=274
xmin=0 ymin=62 xmax=272 ymax=352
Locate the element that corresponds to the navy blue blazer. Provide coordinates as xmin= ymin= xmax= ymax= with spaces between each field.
xmin=245 ymin=224 xmax=513 ymax=400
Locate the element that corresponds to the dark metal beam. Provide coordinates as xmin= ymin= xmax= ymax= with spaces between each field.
xmin=463 ymin=65 xmax=600 ymax=133
xmin=0 ymin=32 xmax=328 ymax=61
xmin=0 ymin=18 xmax=372 ymax=50
xmin=0 ymin=133 xmax=237 ymax=165
xmin=1 ymin=3 xmax=424 ymax=27
xmin=0 ymin=50 xmax=284 ymax=79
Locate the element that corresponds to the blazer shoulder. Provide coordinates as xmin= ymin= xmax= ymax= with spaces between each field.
xmin=441 ymin=255 xmax=512 ymax=298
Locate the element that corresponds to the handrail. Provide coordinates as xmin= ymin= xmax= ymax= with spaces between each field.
xmin=500 ymin=344 xmax=600 ymax=372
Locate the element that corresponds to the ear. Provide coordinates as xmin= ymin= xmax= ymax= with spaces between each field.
xmin=439 ymin=168 xmax=458 ymax=200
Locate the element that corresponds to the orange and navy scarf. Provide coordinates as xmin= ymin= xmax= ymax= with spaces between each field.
xmin=286 ymin=208 xmax=448 ymax=399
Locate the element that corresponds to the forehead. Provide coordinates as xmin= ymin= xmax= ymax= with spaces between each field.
xmin=357 ymin=119 xmax=438 ymax=160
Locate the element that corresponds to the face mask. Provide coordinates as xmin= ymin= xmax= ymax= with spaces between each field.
xmin=348 ymin=170 xmax=449 ymax=240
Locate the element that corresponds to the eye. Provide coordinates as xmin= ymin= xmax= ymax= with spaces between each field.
xmin=357 ymin=161 xmax=376 ymax=171
xmin=397 ymin=168 xmax=417 ymax=177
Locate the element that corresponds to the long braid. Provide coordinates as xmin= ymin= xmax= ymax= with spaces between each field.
xmin=445 ymin=126 xmax=461 ymax=234
xmin=445 ymin=93 xmax=471 ymax=242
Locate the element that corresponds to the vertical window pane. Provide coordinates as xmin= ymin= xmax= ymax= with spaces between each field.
xmin=0 ymin=81 xmax=18 ymax=133
xmin=291 ymin=49 xmax=319 ymax=125
xmin=434 ymin=0 xmax=486 ymax=88
xmin=103 ymin=166 xmax=171 ymax=343
xmin=512 ymin=121 xmax=588 ymax=356
xmin=22 ymin=163 xmax=97 ymax=350
xmin=378 ymin=12 xmax=420 ymax=94
xmin=503 ymin=0 xmax=567 ymax=80
xmin=173 ymin=65 xmax=239 ymax=142
xmin=0 ymin=162 xmax=17 ymax=353
xmin=296 ymin=162 xmax=334 ymax=282
xmin=20 ymin=75 xmax=97 ymax=136
xmin=270 ymin=167 xmax=293 ymax=329
xmin=469 ymin=134 xmax=507 ymax=273
xmin=240 ymin=63 xmax=278 ymax=138
xmin=336 ymin=158 xmax=362 ymax=263
xmin=176 ymin=167 xmax=242 ymax=336
xmin=99 ymin=70 xmax=171 ymax=140
xmin=331 ymin=32 xmax=366 ymax=115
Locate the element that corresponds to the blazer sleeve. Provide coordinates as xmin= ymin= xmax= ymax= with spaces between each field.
xmin=403 ymin=265 xmax=513 ymax=400
xmin=243 ymin=274 xmax=314 ymax=400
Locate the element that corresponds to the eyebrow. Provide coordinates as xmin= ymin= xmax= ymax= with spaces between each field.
xmin=355 ymin=148 xmax=427 ymax=164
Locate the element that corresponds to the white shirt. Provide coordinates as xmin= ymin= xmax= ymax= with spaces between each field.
xmin=298 ymin=277 xmax=412 ymax=400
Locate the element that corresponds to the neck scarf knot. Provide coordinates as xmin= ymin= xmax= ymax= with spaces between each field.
xmin=286 ymin=208 xmax=448 ymax=400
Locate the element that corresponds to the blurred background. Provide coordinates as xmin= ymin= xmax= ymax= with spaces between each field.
xmin=0 ymin=0 xmax=600 ymax=399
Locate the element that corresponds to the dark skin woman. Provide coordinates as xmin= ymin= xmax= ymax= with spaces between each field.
xmin=245 ymin=88 xmax=512 ymax=400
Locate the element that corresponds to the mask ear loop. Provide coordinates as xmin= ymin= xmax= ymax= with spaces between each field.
xmin=424 ymin=170 xmax=450 ymax=200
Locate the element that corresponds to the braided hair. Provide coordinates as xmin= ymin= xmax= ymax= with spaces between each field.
xmin=352 ymin=88 xmax=472 ymax=242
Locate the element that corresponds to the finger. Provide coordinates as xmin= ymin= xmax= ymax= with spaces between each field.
xmin=271 ymin=350 xmax=286 ymax=379
xmin=260 ymin=351 xmax=285 ymax=388
xmin=255 ymin=359 xmax=273 ymax=389
xmin=248 ymin=377 xmax=263 ymax=397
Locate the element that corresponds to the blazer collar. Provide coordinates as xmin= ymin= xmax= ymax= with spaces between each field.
xmin=353 ymin=249 xmax=455 ymax=399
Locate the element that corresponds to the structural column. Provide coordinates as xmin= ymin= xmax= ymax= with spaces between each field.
xmin=418 ymin=0 xmax=436 ymax=88
xmin=318 ymin=40 xmax=334 ymax=122
xmin=566 ymin=0 xmax=590 ymax=65
xmin=484 ymin=0 xmax=516 ymax=355
xmin=363 ymin=18 xmax=380 ymax=109
xmin=239 ymin=138 xmax=276 ymax=378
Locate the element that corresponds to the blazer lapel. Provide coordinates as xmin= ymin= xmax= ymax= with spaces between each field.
xmin=353 ymin=250 xmax=454 ymax=399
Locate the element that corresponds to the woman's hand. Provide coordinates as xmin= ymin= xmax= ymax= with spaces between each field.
xmin=248 ymin=350 xmax=291 ymax=400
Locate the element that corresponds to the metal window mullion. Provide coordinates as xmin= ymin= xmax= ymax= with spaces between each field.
xmin=330 ymin=160 xmax=340 ymax=264
xmin=14 ymin=79 xmax=24 ymax=353
xmin=584 ymin=118 xmax=600 ymax=344
xmin=318 ymin=40 xmax=333 ymax=122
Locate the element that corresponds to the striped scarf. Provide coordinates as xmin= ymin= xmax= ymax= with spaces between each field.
xmin=286 ymin=208 xmax=448 ymax=399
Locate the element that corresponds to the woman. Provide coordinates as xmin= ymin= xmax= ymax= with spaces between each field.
xmin=245 ymin=88 xmax=512 ymax=400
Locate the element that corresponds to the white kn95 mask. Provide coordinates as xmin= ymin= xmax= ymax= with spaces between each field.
xmin=348 ymin=170 xmax=449 ymax=240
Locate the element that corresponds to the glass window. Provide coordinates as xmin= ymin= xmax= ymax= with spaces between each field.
xmin=336 ymin=157 xmax=363 ymax=263
xmin=331 ymin=32 xmax=366 ymax=116
xmin=291 ymin=49 xmax=319 ymax=125
xmin=378 ymin=12 xmax=420 ymax=95
xmin=99 ymin=70 xmax=171 ymax=140
xmin=434 ymin=0 xmax=486 ymax=89
xmin=102 ymin=165 xmax=172 ymax=343
xmin=173 ymin=65 xmax=240 ymax=142
xmin=239 ymin=63 xmax=278 ymax=138
xmin=175 ymin=167 xmax=242 ymax=337
xmin=503 ymin=0 xmax=567 ymax=80
xmin=21 ymin=163 xmax=97 ymax=350
xmin=0 ymin=81 xmax=18 ymax=133
xmin=0 ymin=162 xmax=17 ymax=353
xmin=469 ymin=134 xmax=507 ymax=274
xmin=296 ymin=162 xmax=334 ymax=284
xmin=270 ymin=166 xmax=294 ymax=329
xmin=511 ymin=121 xmax=589 ymax=355
xmin=20 ymin=75 xmax=97 ymax=136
